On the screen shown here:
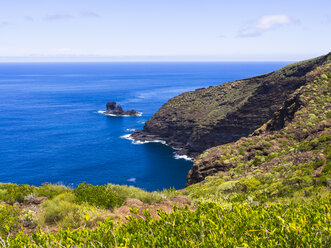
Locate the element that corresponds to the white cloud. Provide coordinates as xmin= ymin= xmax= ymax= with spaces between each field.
xmin=238 ymin=14 xmax=295 ymax=38
xmin=44 ymin=12 xmax=75 ymax=21
xmin=80 ymin=11 xmax=100 ymax=18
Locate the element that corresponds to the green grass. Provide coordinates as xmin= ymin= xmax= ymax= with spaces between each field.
xmin=2 ymin=197 xmax=330 ymax=247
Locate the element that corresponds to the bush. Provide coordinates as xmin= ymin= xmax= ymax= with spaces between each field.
xmin=240 ymin=177 xmax=261 ymax=192
xmin=0 ymin=204 xmax=21 ymax=236
xmin=0 ymin=183 xmax=35 ymax=204
xmin=36 ymin=183 xmax=69 ymax=199
xmin=108 ymin=184 xmax=163 ymax=203
xmin=39 ymin=193 xmax=81 ymax=228
xmin=73 ymin=182 xmax=124 ymax=209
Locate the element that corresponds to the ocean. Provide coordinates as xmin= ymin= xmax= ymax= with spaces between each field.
xmin=0 ymin=62 xmax=289 ymax=191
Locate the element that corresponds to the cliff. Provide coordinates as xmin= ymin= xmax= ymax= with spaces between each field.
xmin=132 ymin=53 xmax=330 ymax=157
xmin=186 ymin=59 xmax=330 ymax=188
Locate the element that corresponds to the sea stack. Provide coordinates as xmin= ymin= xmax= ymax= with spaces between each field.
xmin=104 ymin=102 xmax=141 ymax=116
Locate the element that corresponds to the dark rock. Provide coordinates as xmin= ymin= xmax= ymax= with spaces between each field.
xmin=105 ymin=102 xmax=141 ymax=116
xmin=265 ymin=92 xmax=304 ymax=132
xmin=106 ymin=102 xmax=117 ymax=111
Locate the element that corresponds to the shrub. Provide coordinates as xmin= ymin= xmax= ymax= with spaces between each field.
xmin=39 ymin=193 xmax=81 ymax=228
xmin=36 ymin=183 xmax=69 ymax=199
xmin=0 ymin=204 xmax=21 ymax=236
xmin=24 ymin=193 xmax=36 ymax=203
xmin=240 ymin=177 xmax=261 ymax=192
xmin=0 ymin=183 xmax=35 ymax=204
xmin=108 ymin=184 xmax=163 ymax=203
xmin=217 ymin=181 xmax=238 ymax=193
xmin=238 ymin=147 xmax=245 ymax=156
xmin=73 ymin=182 xmax=124 ymax=209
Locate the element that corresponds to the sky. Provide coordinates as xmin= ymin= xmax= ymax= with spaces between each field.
xmin=0 ymin=0 xmax=330 ymax=62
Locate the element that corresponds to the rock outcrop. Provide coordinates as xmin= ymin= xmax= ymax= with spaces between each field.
xmin=132 ymin=53 xmax=330 ymax=157
xmin=105 ymin=102 xmax=141 ymax=116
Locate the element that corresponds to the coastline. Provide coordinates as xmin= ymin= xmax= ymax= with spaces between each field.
xmin=121 ymin=132 xmax=193 ymax=161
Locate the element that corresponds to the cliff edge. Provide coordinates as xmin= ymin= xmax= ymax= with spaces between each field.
xmin=132 ymin=53 xmax=330 ymax=157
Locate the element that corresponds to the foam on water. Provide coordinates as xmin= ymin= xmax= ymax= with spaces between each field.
xmin=121 ymin=133 xmax=192 ymax=161
xmin=98 ymin=110 xmax=142 ymax=117
xmin=174 ymin=154 xmax=193 ymax=161
xmin=127 ymin=178 xmax=136 ymax=183
xmin=121 ymin=133 xmax=166 ymax=145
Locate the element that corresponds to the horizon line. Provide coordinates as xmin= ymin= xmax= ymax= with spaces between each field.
xmin=0 ymin=53 xmax=322 ymax=63
xmin=0 ymin=60 xmax=295 ymax=63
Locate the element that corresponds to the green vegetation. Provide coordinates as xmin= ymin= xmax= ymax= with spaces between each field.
xmin=0 ymin=56 xmax=329 ymax=247
xmin=0 ymin=183 xmax=69 ymax=204
xmin=39 ymin=193 xmax=81 ymax=228
xmin=108 ymin=184 xmax=165 ymax=203
xmin=0 ymin=204 xmax=21 ymax=236
xmin=0 ymin=198 xmax=329 ymax=247
xmin=188 ymin=63 xmax=331 ymax=204
xmin=73 ymin=182 xmax=124 ymax=209
xmin=38 ymin=192 xmax=106 ymax=229
xmin=0 ymin=183 xmax=34 ymax=204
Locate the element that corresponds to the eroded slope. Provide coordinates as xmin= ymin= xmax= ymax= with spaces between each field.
xmin=132 ymin=54 xmax=330 ymax=157
xmin=185 ymin=62 xmax=330 ymax=204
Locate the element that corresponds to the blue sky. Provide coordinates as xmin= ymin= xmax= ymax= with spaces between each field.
xmin=0 ymin=0 xmax=330 ymax=61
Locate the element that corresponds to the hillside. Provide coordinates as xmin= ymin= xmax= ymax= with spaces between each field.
xmin=185 ymin=60 xmax=330 ymax=192
xmin=0 ymin=55 xmax=330 ymax=247
xmin=132 ymin=53 xmax=330 ymax=157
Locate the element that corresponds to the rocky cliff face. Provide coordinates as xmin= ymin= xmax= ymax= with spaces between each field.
xmin=186 ymin=58 xmax=330 ymax=186
xmin=132 ymin=53 xmax=330 ymax=157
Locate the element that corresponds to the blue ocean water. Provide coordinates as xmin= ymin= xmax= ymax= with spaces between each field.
xmin=0 ymin=62 xmax=289 ymax=191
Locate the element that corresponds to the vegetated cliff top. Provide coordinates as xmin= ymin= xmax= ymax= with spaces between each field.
xmin=132 ymin=53 xmax=330 ymax=157
xmin=183 ymin=60 xmax=330 ymax=203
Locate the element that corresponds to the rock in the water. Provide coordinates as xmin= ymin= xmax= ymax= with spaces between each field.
xmin=105 ymin=102 xmax=141 ymax=116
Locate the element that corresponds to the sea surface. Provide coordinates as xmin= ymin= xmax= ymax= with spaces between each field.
xmin=0 ymin=62 xmax=289 ymax=191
